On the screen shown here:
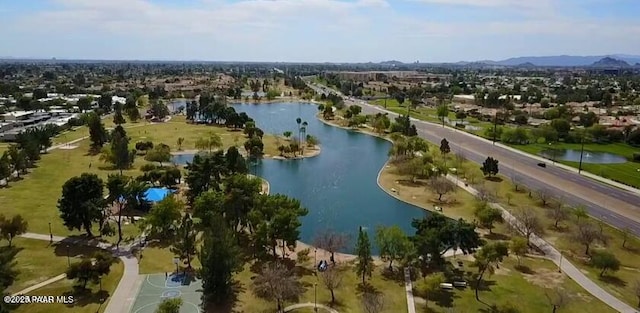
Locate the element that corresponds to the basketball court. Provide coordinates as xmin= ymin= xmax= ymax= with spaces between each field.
xmin=130 ymin=273 xmax=202 ymax=313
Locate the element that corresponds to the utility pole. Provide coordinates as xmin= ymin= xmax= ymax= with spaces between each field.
xmin=578 ymin=133 xmax=586 ymax=173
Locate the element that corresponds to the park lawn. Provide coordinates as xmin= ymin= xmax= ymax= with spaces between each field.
xmin=0 ymin=139 xmax=147 ymax=236
xmin=415 ymin=256 xmax=615 ymax=313
xmin=378 ymin=161 xmax=479 ymax=222
xmin=0 ymin=143 xmax=8 ymax=154
xmin=464 ymin=166 xmax=640 ymax=307
xmin=513 ymin=142 xmax=640 ymax=188
xmin=12 ymin=257 xmax=124 ymax=313
xmin=6 ymin=238 xmax=110 ymax=294
xmin=233 ymin=261 xmax=407 ymax=313
xmin=138 ymin=245 xmax=201 ymax=274
xmin=0 ymin=115 xmax=282 ymax=238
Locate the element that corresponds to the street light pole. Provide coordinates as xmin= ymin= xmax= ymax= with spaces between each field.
xmin=48 ymin=222 xmax=53 ymax=244
xmin=314 ymin=283 xmax=318 ymax=312
xmin=558 ymin=254 xmax=563 ymax=273
xmin=578 ymin=134 xmax=586 ymax=174
xmin=66 ymin=244 xmax=70 ymax=266
xmin=314 ymin=248 xmax=317 ymax=276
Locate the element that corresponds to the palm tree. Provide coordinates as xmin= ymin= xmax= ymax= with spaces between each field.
xmin=296 ymin=117 xmax=302 ymax=143
xmin=300 ymin=121 xmax=308 ymax=154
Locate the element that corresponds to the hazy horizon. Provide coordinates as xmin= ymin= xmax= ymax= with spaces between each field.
xmin=1 ymin=0 xmax=639 ymax=63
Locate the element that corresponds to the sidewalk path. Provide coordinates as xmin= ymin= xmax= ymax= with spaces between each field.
xmin=284 ymin=302 xmax=339 ymax=313
xmin=404 ymin=268 xmax=416 ymax=313
xmin=20 ymin=232 xmax=141 ymax=313
xmin=447 ymin=175 xmax=640 ymax=313
xmin=11 ymin=274 xmax=66 ymax=296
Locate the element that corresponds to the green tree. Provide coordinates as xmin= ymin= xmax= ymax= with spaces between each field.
xmin=223 ymin=174 xmax=261 ymax=232
xmin=200 ymin=213 xmax=241 ymax=305
xmin=58 ymin=173 xmax=105 ymax=237
xmin=195 ymin=133 xmax=223 ymax=152
xmin=107 ymin=126 xmax=136 ymax=174
xmin=77 ymin=96 xmax=93 ymax=113
xmin=98 ymin=94 xmax=113 ymax=113
xmin=249 ymin=194 xmax=308 ymax=259
xmin=437 ymin=104 xmax=449 ymax=127
xmin=412 ymin=213 xmax=481 ymax=269
xmin=171 ymin=213 xmax=197 ymax=269
xmin=225 ymin=146 xmax=247 ymax=174
xmin=0 ymin=152 xmax=11 ymax=186
xmin=472 ymin=241 xmax=509 ymax=301
xmin=106 ymin=174 xmax=131 ymax=246
xmin=0 ymin=215 xmax=27 ymax=247
xmin=439 ymin=138 xmax=451 ymax=158
xmin=415 ymin=273 xmax=445 ymax=307
xmin=66 ymin=251 xmax=115 ymax=290
xmin=481 ymin=156 xmax=499 ymax=177
xmin=113 ymin=101 xmax=126 ymax=125
xmin=510 ymin=236 xmax=528 ymax=266
xmin=145 ymin=143 xmax=171 ymax=166
xmin=151 ymin=101 xmax=170 ymax=119
xmin=356 ymin=226 xmax=373 ymax=284
xmin=185 ymin=151 xmax=227 ymax=203
xmin=155 ymin=298 xmax=183 ymax=313
xmin=473 ymin=202 xmax=504 ymax=234
xmin=143 ymin=196 xmax=183 ymax=240
xmin=7 ymin=145 xmax=27 ymax=178
xmin=87 ymin=112 xmax=108 ymax=152
xmin=375 ymin=225 xmax=413 ymax=270
xmin=590 ymin=250 xmax=620 ymax=276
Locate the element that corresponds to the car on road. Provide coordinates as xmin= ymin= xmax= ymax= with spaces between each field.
xmin=537 ymin=162 xmax=547 ymax=168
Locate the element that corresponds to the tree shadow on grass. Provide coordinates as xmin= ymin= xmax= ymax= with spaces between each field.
xmin=514 ymin=265 xmax=535 ymax=274
xmin=380 ymin=267 xmax=405 ymax=285
xmin=483 ymin=232 xmax=510 ymax=241
xmin=63 ymin=286 xmax=110 ymax=309
xmin=51 ymin=237 xmax=105 ymax=258
xmin=484 ymin=177 xmax=503 ymax=183
xmin=396 ymin=179 xmax=426 ymax=188
xmin=599 ymin=275 xmax=627 ymax=287
xmin=356 ymin=281 xmax=379 ymax=294
xmin=203 ymin=280 xmax=246 ymax=313
xmin=429 ymin=289 xmax=456 ymax=308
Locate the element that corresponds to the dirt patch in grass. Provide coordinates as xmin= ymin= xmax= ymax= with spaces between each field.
xmin=521 ymin=268 xmax=565 ymax=289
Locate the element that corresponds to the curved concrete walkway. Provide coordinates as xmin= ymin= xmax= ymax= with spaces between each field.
xmin=284 ymin=302 xmax=339 ymax=313
xmin=448 ymin=176 xmax=639 ymax=313
xmin=20 ymin=232 xmax=141 ymax=313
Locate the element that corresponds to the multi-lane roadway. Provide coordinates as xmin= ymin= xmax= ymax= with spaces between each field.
xmin=307 ymin=82 xmax=640 ymax=236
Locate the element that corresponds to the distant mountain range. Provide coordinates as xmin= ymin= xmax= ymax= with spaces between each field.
xmin=444 ymin=54 xmax=640 ymax=67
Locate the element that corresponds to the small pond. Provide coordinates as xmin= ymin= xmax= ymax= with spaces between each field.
xmin=171 ymin=153 xmax=195 ymax=165
xmin=539 ymin=149 xmax=627 ymax=164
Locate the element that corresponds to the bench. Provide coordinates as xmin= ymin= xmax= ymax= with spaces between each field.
xmin=453 ymin=281 xmax=467 ymax=288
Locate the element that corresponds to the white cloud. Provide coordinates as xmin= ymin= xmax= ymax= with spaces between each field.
xmin=2 ymin=0 xmax=639 ymax=62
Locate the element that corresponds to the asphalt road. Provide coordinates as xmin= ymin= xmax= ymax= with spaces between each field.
xmin=308 ymin=83 xmax=640 ymax=236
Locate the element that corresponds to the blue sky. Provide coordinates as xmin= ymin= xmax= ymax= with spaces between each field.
xmin=0 ymin=0 xmax=639 ymax=62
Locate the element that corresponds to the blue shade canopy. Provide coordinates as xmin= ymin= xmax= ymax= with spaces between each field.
xmin=117 ymin=187 xmax=175 ymax=203
xmin=144 ymin=187 xmax=174 ymax=202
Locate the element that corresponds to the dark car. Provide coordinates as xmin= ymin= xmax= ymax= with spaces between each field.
xmin=537 ymin=162 xmax=547 ymax=168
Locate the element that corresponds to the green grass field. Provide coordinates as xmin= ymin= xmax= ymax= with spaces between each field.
xmin=0 ymin=115 xmax=280 ymax=238
xmin=233 ymin=261 xmax=407 ymax=313
xmin=6 ymin=238 xmax=114 ymax=294
xmin=415 ymin=256 xmax=616 ymax=313
xmin=513 ymin=142 xmax=640 ymax=188
xmin=12 ymin=258 xmax=124 ymax=313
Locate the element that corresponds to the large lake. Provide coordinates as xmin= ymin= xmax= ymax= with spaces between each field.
xmin=232 ymin=102 xmax=428 ymax=253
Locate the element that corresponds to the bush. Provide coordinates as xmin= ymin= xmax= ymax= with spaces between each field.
xmin=140 ymin=163 xmax=157 ymax=172
xmin=632 ymin=152 xmax=640 ymax=162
